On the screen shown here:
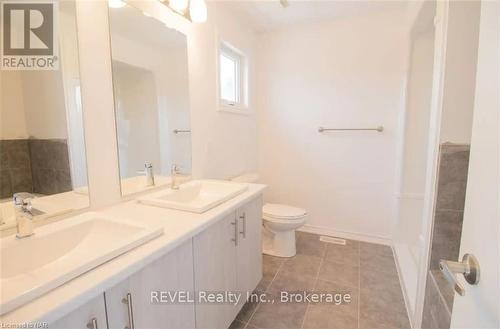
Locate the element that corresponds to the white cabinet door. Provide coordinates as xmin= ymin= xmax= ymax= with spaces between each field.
xmin=193 ymin=211 xmax=238 ymax=329
xmin=49 ymin=295 xmax=107 ymax=329
xmin=236 ymin=196 xmax=263 ymax=305
xmin=106 ymin=240 xmax=195 ymax=329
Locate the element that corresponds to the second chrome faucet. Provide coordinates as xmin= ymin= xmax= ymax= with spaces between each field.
xmin=171 ymin=164 xmax=182 ymax=190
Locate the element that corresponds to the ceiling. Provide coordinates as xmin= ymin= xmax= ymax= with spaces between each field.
xmin=217 ymin=0 xmax=408 ymax=32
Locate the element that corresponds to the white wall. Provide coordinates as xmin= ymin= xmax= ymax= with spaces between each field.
xmin=0 ymin=71 xmax=27 ymax=139
xmin=22 ymin=70 xmax=69 ymax=139
xmin=257 ymin=8 xmax=410 ymax=240
xmin=0 ymin=70 xmax=68 ymax=140
xmin=439 ymin=1 xmax=480 ymax=144
xmin=188 ymin=2 xmax=258 ymax=179
xmin=112 ymin=62 xmax=161 ymax=178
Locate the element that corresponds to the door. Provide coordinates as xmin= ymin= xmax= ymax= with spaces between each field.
xmin=106 ymin=240 xmax=195 ymax=329
xmin=193 ymin=211 xmax=238 ymax=329
xmin=236 ymin=196 xmax=263 ymax=310
xmin=449 ymin=2 xmax=499 ymax=328
xmin=49 ymin=295 xmax=107 ymax=329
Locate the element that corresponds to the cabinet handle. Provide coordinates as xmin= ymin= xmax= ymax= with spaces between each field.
xmin=239 ymin=212 xmax=246 ymax=238
xmin=231 ymin=219 xmax=238 ymax=246
xmin=86 ymin=318 xmax=98 ymax=329
xmin=122 ymin=292 xmax=135 ymax=329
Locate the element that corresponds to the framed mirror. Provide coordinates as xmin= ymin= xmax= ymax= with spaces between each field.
xmin=0 ymin=1 xmax=89 ymax=231
xmin=108 ymin=2 xmax=192 ymax=196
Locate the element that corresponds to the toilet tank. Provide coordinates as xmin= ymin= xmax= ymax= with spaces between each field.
xmin=230 ymin=173 xmax=259 ymax=183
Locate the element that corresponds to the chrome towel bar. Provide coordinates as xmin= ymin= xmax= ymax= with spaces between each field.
xmin=173 ymin=129 xmax=191 ymax=134
xmin=318 ymin=126 xmax=384 ymax=133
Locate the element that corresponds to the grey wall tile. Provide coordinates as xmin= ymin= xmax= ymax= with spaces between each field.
xmin=435 ymin=145 xmax=470 ymax=211
xmin=56 ymin=169 xmax=72 ymax=193
xmin=425 ymin=144 xmax=469 ymax=329
xmin=32 ymin=168 xmax=57 ymax=195
xmin=0 ymin=140 xmax=33 ymax=198
xmin=428 ymin=272 xmax=452 ymax=329
xmin=10 ymin=167 xmax=34 ymax=193
xmin=0 ymin=140 xmax=31 ymax=169
xmin=430 ymin=270 xmax=454 ymax=312
xmin=0 ymin=138 xmax=73 ymax=198
xmin=28 ymin=139 xmax=72 ymax=194
xmin=0 ymin=170 xmax=12 ymax=198
xmin=430 ymin=210 xmax=464 ymax=270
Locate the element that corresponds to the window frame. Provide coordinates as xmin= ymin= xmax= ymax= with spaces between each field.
xmin=217 ymin=39 xmax=249 ymax=114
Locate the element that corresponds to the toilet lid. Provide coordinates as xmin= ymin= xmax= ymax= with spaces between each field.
xmin=263 ymin=203 xmax=307 ymax=220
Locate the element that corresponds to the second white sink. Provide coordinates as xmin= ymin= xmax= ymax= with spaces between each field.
xmin=138 ymin=180 xmax=248 ymax=213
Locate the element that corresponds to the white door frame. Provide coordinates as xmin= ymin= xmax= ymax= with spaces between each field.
xmin=412 ymin=1 xmax=450 ymax=327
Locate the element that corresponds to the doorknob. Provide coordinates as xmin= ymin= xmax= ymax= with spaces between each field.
xmin=439 ymin=254 xmax=480 ymax=296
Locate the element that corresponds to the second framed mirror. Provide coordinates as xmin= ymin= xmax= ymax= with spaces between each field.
xmin=108 ymin=3 xmax=192 ymax=196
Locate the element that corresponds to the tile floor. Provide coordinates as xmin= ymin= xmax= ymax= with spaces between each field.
xmin=230 ymin=232 xmax=410 ymax=329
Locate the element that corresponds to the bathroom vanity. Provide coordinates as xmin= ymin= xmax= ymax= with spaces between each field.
xmin=0 ymin=184 xmax=265 ymax=329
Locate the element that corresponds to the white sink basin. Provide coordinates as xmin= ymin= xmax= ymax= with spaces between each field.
xmin=138 ymin=180 xmax=248 ymax=213
xmin=0 ymin=212 xmax=163 ymax=315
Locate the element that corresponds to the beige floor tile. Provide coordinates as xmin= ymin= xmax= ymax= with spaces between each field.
xmin=280 ymin=254 xmax=322 ymax=277
xmin=324 ymin=240 xmax=359 ymax=267
xmin=229 ymin=319 xmax=247 ymax=329
xmin=296 ymin=231 xmax=327 ymax=258
xmin=303 ymin=279 xmax=359 ymax=329
xmin=318 ymin=258 xmax=359 ymax=289
xmin=256 ymin=255 xmax=284 ymax=291
xmin=267 ymin=270 xmax=316 ymax=297
xmin=248 ymin=298 xmax=308 ymax=329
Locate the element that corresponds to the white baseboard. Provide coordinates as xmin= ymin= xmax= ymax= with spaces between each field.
xmin=298 ymin=224 xmax=392 ymax=246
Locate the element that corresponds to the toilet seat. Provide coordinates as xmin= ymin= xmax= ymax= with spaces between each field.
xmin=263 ymin=203 xmax=307 ymax=221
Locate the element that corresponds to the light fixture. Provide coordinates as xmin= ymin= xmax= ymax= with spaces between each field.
xmin=159 ymin=0 xmax=207 ymax=23
xmin=169 ymin=0 xmax=189 ymax=13
xmin=280 ymin=0 xmax=289 ymax=8
xmin=189 ymin=0 xmax=207 ymax=23
xmin=108 ymin=0 xmax=126 ymax=9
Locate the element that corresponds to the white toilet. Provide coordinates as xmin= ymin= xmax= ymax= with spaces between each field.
xmin=230 ymin=174 xmax=307 ymax=258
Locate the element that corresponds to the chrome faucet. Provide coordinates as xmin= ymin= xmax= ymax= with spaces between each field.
xmin=171 ymin=164 xmax=182 ymax=190
xmin=137 ymin=162 xmax=155 ymax=186
xmin=13 ymin=192 xmax=35 ymax=238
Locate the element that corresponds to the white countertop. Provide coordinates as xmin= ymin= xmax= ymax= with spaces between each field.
xmin=0 ymin=183 xmax=266 ymax=324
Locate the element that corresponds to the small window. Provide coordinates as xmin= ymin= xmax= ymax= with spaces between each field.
xmin=218 ymin=41 xmax=247 ymax=111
